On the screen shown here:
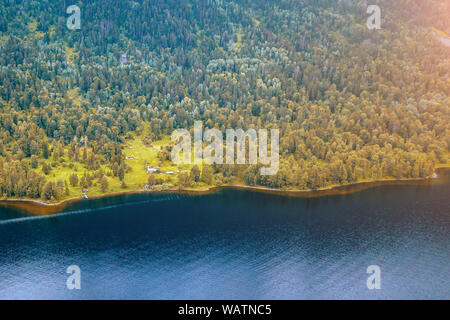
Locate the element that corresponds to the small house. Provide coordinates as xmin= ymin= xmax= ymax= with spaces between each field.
xmin=147 ymin=166 xmax=160 ymax=174
xmin=147 ymin=167 xmax=158 ymax=174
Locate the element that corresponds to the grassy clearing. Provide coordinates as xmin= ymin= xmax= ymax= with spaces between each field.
xmin=36 ymin=132 xmax=215 ymax=202
xmin=122 ymin=136 xmax=177 ymax=190
xmin=122 ymin=134 xmax=214 ymax=190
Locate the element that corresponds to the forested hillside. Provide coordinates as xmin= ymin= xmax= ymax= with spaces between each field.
xmin=0 ymin=0 xmax=449 ymax=200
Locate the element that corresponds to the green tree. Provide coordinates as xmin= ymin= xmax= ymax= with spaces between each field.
xmin=64 ymin=180 xmax=70 ymax=196
xmin=69 ymin=173 xmax=79 ymax=187
xmin=99 ymin=176 xmax=109 ymax=192
xmin=201 ymin=165 xmax=214 ymax=185
xmin=190 ymin=165 xmax=201 ymax=183
xmin=178 ymin=172 xmax=190 ymax=189
xmin=148 ymin=174 xmax=156 ymax=186
xmin=42 ymin=163 xmax=51 ymax=175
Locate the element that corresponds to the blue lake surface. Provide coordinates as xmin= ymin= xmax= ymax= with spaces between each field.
xmin=0 ymin=177 xmax=449 ymax=299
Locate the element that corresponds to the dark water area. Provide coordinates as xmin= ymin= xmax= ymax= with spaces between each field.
xmin=0 ymin=174 xmax=449 ymax=299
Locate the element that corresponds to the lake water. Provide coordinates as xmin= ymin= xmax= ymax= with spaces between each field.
xmin=0 ymin=175 xmax=449 ymax=299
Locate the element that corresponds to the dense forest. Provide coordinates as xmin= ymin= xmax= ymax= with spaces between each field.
xmin=0 ymin=0 xmax=448 ymax=200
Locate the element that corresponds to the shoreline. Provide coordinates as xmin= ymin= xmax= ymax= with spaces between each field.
xmin=1 ymin=166 xmax=449 ymax=216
